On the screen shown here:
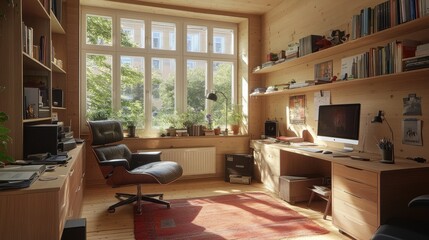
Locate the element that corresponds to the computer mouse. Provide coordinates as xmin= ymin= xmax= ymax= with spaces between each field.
xmin=322 ymin=150 xmax=332 ymax=154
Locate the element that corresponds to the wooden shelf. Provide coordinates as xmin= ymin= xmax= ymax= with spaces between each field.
xmin=253 ymin=16 xmax=429 ymax=75
xmin=23 ymin=117 xmax=52 ymax=123
xmin=52 ymin=61 xmax=66 ymax=74
xmin=50 ymin=10 xmax=65 ymax=34
xmin=251 ymin=68 xmax=429 ymax=97
xmin=22 ymin=0 xmax=49 ymax=19
xmin=23 ymin=53 xmax=50 ymax=72
xmin=52 ymin=106 xmax=66 ymax=110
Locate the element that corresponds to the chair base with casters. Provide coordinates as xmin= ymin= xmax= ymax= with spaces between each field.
xmin=108 ymin=184 xmax=170 ymax=214
xmin=88 ymin=120 xmax=183 ymax=215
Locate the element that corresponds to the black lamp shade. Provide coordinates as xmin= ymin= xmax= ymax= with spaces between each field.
xmin=206 ymin=92 xmax=218 ymax=101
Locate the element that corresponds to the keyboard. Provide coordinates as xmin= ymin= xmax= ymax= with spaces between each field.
xmin=297 ymin=147 xmax=323 ymax=153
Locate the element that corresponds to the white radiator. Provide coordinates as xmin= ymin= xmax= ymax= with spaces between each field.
xmin=139 ymin=147 xmax=216 ymax=176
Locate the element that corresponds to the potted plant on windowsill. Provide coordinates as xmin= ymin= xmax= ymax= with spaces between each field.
xmin=229 ymin=104 xmax=243 ymax=135
xmin=112 ymin=106 xmax=144 ymax=138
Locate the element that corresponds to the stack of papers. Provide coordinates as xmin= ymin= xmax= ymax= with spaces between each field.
xmin=0 ymin=164 xmax=45 ymax=190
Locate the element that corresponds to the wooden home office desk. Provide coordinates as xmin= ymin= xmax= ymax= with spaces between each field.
xmin=251 ymin=140 xmax=429 ymax=240
xmin=0 ymin=144 xmax=85 ymax=240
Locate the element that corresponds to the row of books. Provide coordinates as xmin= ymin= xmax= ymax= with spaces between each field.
xmin=51 ymin=0 xmax=63 ymax=23
xmin=351 ymin=0 xmax=429 ymax=40
xmin=22 ymin=22 xmax=48 ymax=65
xmin=340 ymin=39 xmax=422 ymax=80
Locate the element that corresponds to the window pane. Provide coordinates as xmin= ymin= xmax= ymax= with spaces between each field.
xmin=212 ymin=61 xmax=233 ymax=128
xmin=213 ymin=28 xmax=234 ymax=54
xmin=187 ymin=25 xmax=207 ymax=53
xmin=152 ymin=21 xmax=176 ymax=50
xmin=120 ymin=18 xmax=145 ymax=48
xmin=152 ymin=58 xmax=176 ymax=127
xmin=86 ymin=53 xmax=113 ymax=120
xmin=86 ymin=14 xmax=112 ymax=46
xmin=187 ymin=60 xmax=207 ymax=111
xmin=120 ymin=56 xmax=145 ymax=127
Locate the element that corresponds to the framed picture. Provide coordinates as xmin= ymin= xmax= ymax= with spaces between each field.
xmin=314 ymin=60 xmax=333 ymax=81
xmin=289 ymin=95 xmax=306 ymax=124
xmin=402 ymin=118 xmax=422 ymax=146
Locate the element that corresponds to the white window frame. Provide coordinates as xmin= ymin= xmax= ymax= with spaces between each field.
xmin=81 ymin=7 xmax=237 ymax=135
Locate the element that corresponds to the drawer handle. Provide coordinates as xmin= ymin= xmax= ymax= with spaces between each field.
xmin=343 ymin=190 xmax=362 ymax=199
xmin=345 ymin=165 xmax=363 ymax=171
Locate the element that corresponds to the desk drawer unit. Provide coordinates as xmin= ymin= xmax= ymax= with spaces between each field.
xmin=332 ymin=163 xmax=378 ymax=240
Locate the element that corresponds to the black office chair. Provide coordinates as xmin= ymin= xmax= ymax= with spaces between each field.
xmin=372 ymin=194 xmax=429 ymax=240
xmin=88 ymin=120 xmax=183 ymax=214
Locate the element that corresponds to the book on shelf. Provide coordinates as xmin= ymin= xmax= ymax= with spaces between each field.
xmin=351 ymin=0 xmax=426 ymax=40
xmin=403 ymin=54 xmax=429 ymax=71
xmin=298 ymin=35 xmax=322 ymax=57
xmin=416 ymin=42 xmax=429 ymax=56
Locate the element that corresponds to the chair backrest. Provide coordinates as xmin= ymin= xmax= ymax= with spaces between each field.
xmin=88 ymin=120 xmax=124 ymax=146
xmin=88 ymin=120 xmax=132 ymax=178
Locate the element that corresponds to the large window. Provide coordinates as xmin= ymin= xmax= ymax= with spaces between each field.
xmin=81 ymin=8 xmax=237 ymax=135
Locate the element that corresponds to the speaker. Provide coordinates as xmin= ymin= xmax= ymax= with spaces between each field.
xmin=61 ymin=218 xmax=86 ymax=240
xmin=52 ymin=88 xmax=64 ymax=107
xmin=264 ymin=120 xmax=279 ymax=138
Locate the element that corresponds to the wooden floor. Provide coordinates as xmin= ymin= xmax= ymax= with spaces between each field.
xmin=81 ymin=178 xmax=352 ymax=240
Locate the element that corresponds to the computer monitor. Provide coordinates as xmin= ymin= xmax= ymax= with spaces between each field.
xmin=317 ymin=103 xmax=361 ymax=146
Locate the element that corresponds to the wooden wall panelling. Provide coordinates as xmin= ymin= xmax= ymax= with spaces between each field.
xmin=241 ymin=15 xmax=264 ymax=139
xmin=65 ymin=0 xmax=81 ymax=137
xmin=259 ymin=0 xmax=429 ymax=160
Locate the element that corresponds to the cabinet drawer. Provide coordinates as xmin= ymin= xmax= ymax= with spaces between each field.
xmin=333 ymin=188 xmax=377 ymax=214
xmin=334 ymin=174 xmax=378 ymax=203
xmin=333 ymin=163 xmax=377 ymax=187
xmin=334 ymin=196 xmax=377 ymax=227
xmin=333 ymin=209 xmax=377 ymax=240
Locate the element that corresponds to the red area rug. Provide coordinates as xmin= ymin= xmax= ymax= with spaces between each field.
xmin=134 ymin=192 xmax=329 ymax=239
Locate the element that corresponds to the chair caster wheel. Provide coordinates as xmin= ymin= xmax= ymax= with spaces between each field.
xmin=108 ymin=208 xmax=115 ymax=213
xmin=167 ymin=203 xmax=171 ymax=209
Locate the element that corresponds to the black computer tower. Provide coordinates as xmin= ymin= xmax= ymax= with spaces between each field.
xmin=24 ymin=124 xmax=59 ymax=158
xmin=224 ymin=154 xmax=254 ymax=182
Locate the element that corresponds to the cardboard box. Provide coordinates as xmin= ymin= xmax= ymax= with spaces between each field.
xmin=279 ymin=176 xmax=323 ymax=204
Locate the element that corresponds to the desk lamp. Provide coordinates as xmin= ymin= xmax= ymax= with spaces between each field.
xmin=206 ymin=91 xmax=228 ymax=135
xmin=371 ymin=110 xmax=394 ymax=163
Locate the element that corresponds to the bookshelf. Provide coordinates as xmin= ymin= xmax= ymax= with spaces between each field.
xmin=0 ymin=0 xmax=69 ymax=159
xmin=253 ymin=16 xmax=429 ymax=75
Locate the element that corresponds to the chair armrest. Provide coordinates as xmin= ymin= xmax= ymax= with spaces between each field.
xmin=99 ymin=159 xmax=130 ymax=168
xmin=409 ymin=194 xmax=429 ymax=208
xmin=130 ymin=152 xmax=162 ymax=169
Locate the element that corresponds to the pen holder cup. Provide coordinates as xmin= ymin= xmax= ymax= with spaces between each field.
xmin=380 ymin=149 xmax=393 ymax=161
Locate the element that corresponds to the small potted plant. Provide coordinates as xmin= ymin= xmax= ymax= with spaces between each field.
xmin=229 ymin=104 xmax=243 ymax=135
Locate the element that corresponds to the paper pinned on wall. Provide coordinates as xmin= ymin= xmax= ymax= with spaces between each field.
xmin=314 ymin=91 xmax=331 ymax=120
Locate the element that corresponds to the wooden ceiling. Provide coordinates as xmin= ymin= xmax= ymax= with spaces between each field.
xmin=81 ymin=0 xmax=283 ymax=22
